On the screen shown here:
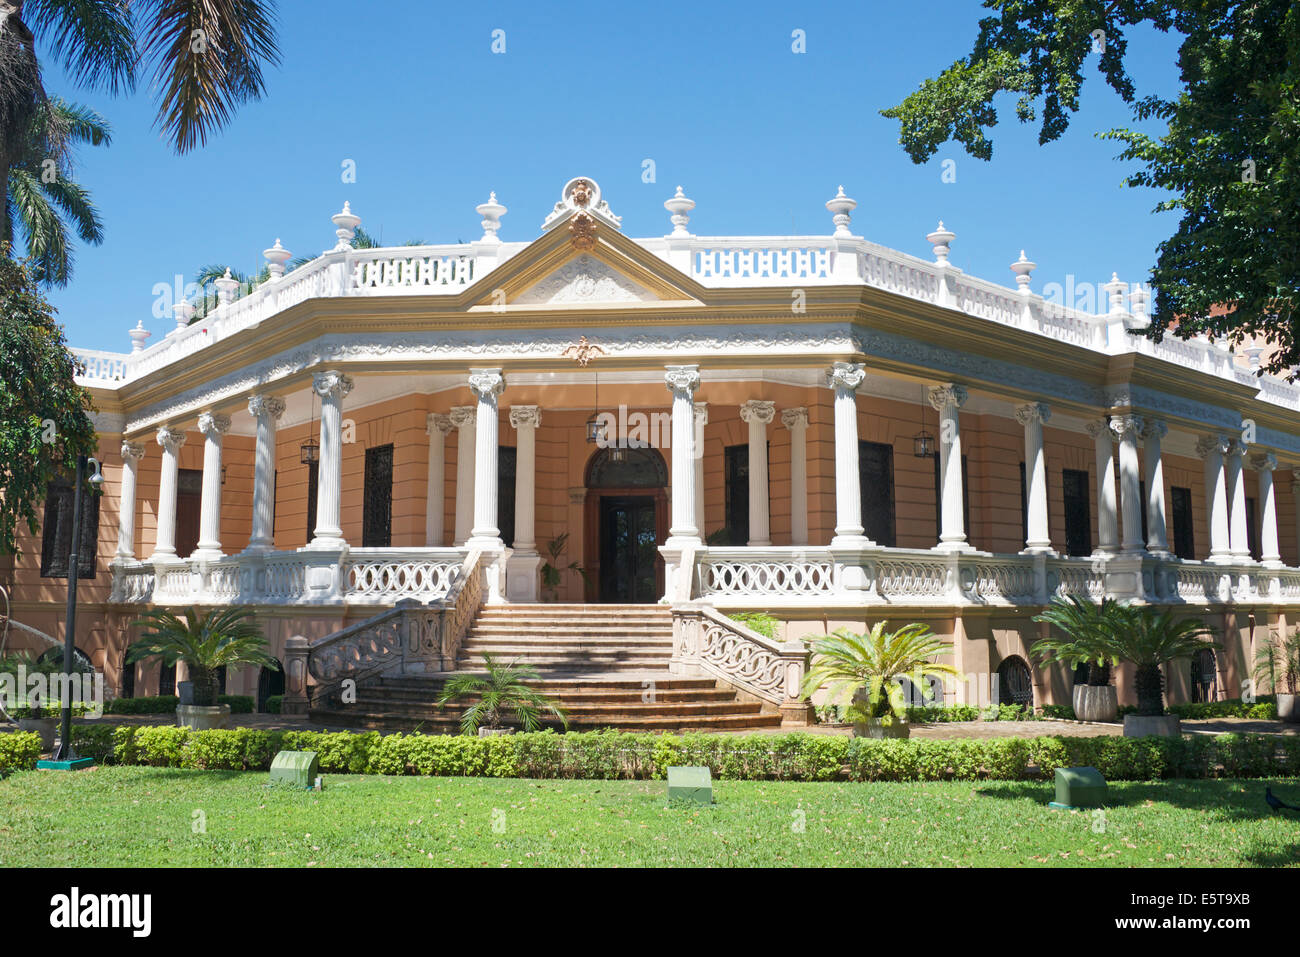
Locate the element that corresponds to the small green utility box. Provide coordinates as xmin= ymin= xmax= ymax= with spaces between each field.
xmin=1050 ymin=766 xmax=1107 ymax=809
xmin=269 ymin=750 xmax=320 ymax=789
xmin=667 ymin=766 xmax=713 ymax=805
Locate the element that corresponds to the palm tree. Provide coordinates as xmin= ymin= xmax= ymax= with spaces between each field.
xmin=800 ymin=622 xmax=962 ymax=724
xmin=127 ymin=607 xmax=278 ymax=707
xmin=1106 ymin=606 xmax=1219 ymax=717
xmin=1031 ymin=595 xmax=1126 ymax=686
xmin=0 ymin=1 xmax=280 ymax=244
xmin=5 ymin=97 xmax=109 ymax=286
xmin=1252 ymin=629 xmax=1299 ymax=696
xmin=436 ymin=653 xmax=567 ymax=735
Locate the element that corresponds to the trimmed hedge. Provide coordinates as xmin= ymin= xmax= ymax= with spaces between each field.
xmin=1117 ymin=697 xmax=1278 ymax=721
xmin=905 ymin=703 xmax=1034 ymax=723
xmin=61 ymin=725 xmax=1300 ymax=783
xmin=0 ymin=732 xmax=43 ymax=773
xmin=105 ymin=694 xmax=255 ymax=715
xmin=264 ymin=695 xmax=282 ymax=715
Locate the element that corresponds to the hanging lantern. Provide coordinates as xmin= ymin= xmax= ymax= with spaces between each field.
xmin=913 ymin=429 xmax=935 ymax=458
xmin=299 ymin=437 xmax=320 ymax=464
xmin=586 ymin=412 xmax=603 ymax=445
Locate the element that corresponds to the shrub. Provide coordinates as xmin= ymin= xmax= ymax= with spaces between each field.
xmin=217 ymin=695 xmax=255 ymax=714
xmin=107 ymin=696 xmax=180 ymax=715
xmin=0 ymin=732 xmax=42 ymax=773
xmin=264 ymin=695 xmax=283 ymax=714
xmin=729 ymin=612 xmax=781 ymax=640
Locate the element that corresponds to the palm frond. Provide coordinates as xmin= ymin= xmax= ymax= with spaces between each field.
xmin=24 ymin=0 xmax=137 ymax=96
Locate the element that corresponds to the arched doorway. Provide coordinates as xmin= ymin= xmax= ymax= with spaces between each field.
xmin=997 ymin=655 xmax=1034 ymax=708
xmin=1190 ymin=648 xmax=1217 ymax=703
xmin=258 ymin=660 xmax=285 ymax=712
xmin=37 ymin=645 xmax=92 ymax=672
xmin=583 ymin=446 xmax=669 ymax=603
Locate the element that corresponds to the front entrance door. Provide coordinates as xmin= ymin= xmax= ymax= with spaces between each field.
xmin=598 ymin=495 xmax=659 ymax=603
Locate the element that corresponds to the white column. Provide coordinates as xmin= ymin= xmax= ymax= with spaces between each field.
xmin=116 ymin=441 xmax=145 ymax=559
xmin=740 ymin=399 xmax=775 ymax=547
xmin=467 ymin=369 xmax=505 ymax=546
xmin=506 ymin=406 xmax=542 ymax=601
xmin=192 ymin=412 xmax=232 ymax=560
xmin=450 ymin=406 xmax=476 ymax=545
xmin=245 ymin=395 xmax=284 ymax=553
xmin=1226 ymin=439 xmax=1250 ymax=560
xmin=828 ymin=362 xmax=868 ymax=546
xmin=1087 ymin=419 xmax=1118 ymax=554
xmin=1111 ymin=414 xmax=1145 ymax=554
xmin=1197 ymin=434 xmax=1232 ymax=562
xmin=929 ymin=383 xmax=971 ymax=552
xmin=307 ymin=370 xmax=353 ymax=550
xmin=509 ymin=406 xmax=540 ymax=554
xmin=693 ymin=402 xmax=708 ymax=537
xmin=1016 ymin=402 xmax=1051 ymax=553
xmin=782 ymin=407 xmax=809 ymax=546
xmin=151 ymin=426 xmax=186 ymax=559
xmin=665 ymin=365 xmax=701 ymax=544
xmin=1252 ymin=453 xmax=1282 ymax=566
xmin=425 ymin=413 xmax=452 ymax=547
xmin=1142 ymin=419 xmax=1170 ymax=555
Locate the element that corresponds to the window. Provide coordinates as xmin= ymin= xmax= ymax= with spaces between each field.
xmin=724 ymin=444 xmax=749 ymax=545
xmin=1190 ymin=648 xmax=1217 ymax=703
xmin=159 ymin=662 xmax=176 ymax=697
xmin=120 ymin=653 xmax=135 ymax=699
xmin=306 ymin=461 xmax=319 ymax=540
xmin=1171 ymin=486 xmax=1195 ymax=559
xmin=39 ymin=476 xmax=100 ymax=579
xmin=498 ymin=446 xmax=517 ymax=547
xmin=1246 ymin=497 xmax=1261 ymax=561
xmin=932 ymin=453 xmax=969 ymax=546
xmin=861 ymin=440 xmax=896 ymax=547
xmin=1062 ymin=468 xmax=1092 ymax=557
xmin=175 ymin=468 xmax=202 ymax=558
xmin=362 ymin=444 xmax=394 ymax=547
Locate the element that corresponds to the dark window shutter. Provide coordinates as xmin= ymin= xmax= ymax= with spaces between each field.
xmin=39 ymin=477 xmax=99 ymax=579
xmin=1171 ymin=486 xmax=1196 ymax=559
xmin=860 ymin=440 xmax=896 ymax=547
xmin=362 ymin=445 xmax=394 ymax=548
xmin=497 ymin=446 xmax=517 ymax=547
xmin=724 ymin=444 xmax=749 ymax=545
xmin=306 ymin=462 xmax=319 ymax=541
xmin=1062 ymin=468 xmax=1092 ymax=557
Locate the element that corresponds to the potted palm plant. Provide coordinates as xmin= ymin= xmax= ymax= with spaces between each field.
xmin=1108 ymin=606 xmax=1219 ymax=737
xmin=437 ymin=653 xmax=568 ymax=735
xmin=800 ymin=622 xmax=961 ymax=739
xmin=1032 ymin=596 xmax=1125 ymax=722
xmin=126 ymin=607 xmax=279 ymax=731
xmin=539 ymin=533 xmax=589 ymax=602
xmin=1253 ymin=630 xmax=1300 ymax=723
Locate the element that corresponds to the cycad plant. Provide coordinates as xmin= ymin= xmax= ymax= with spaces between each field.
xmin=127 ymin=607 xmax=278 ymax=707
xmin=800 ymin=622 xmax=961 ymax=724
xmin=1106 ymin=606 xmax=1219 ymax=717
xmin=437 ymin=654 xmax=568 ymax=734
xmin=1253 ymin=629 xmax=1299 ymax=696
xmin=1031 ymin=595 xmax=1127 ymax=685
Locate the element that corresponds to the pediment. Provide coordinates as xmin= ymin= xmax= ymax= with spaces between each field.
xmin=513 ymin=254 xmax=662 ymax=305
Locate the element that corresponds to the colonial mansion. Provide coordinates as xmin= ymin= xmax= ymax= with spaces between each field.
xmin=9 ymin=176 xmax=1300 ymax=729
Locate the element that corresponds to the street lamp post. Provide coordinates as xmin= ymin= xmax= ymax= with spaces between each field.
xmin=52 ymin=454 xmax=103 ymax=763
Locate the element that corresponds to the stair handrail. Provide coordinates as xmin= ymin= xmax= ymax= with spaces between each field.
xmin=671 ymin=604 xmax=813 ymax=725
xmin=302 ymin=604 xmax=410 ymax=709
xmin=440 ymin=548 xmax=485 ymax=668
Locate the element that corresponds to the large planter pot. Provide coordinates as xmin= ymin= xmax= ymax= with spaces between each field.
xmin=1277 ymin=693 xmax=1298 ymax=723
xmin=477 ymin=727 xmax=513 ymax=738
xmin=176 ymin=704 xmax=230 ymax=731
xmin=853 ymin=718 xmax=911 ymax=739
xmin=1072 ymin=684 xmax=1118 ymax=722
xmin=1123 ymin=714 xmax=1182 ymax=738
xmin=17 ymin=716 xmax=57 ymax=751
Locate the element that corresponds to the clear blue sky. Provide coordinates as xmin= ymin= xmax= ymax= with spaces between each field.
xmin=39 ymin=0 xmax=1183 ymax=353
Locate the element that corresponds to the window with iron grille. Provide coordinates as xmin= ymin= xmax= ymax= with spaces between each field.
xmin=861 ymin=440 xmax=896 ymax=547
xmin=724 ymin=444 xmax=749 ymax=545
xmin=1171 ymin=486 xmax=1196 ymax=559
xmin=39 ymin=476 xmax=99 ymax=579
xmin=498 ymin=445 xmax=517 ymax=547
xmin=1062 ymin=468 xmax=1092 ymax=557
xmin=362 ymin=444 xmax=394 ymax=547
xmin=306 ymin=462 xmax=319 ymax=541
xmin=1246 ymin=496 xmax=1261 ymax=560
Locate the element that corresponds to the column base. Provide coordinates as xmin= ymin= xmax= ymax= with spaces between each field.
xmin=191 ymin=547 xmax=224 ymax=562
xmin=1020 ymin=544 xmax=1057 ymax=557
xmin=933 ymin=540 xmax=975 ymax=554
xmin=829 ymin=534 xmax=873 ymax=549
xmin=506 ymin=552 xmax=542 ymax=602
xmin=466 ymin=535 xmax=506 ymax=551
xmin=304 ymin=536 xmax=347 ymax=551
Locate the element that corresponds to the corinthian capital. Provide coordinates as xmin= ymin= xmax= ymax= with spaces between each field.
xmin=248 ymin=394 xmax=286 ymax=421
xmin=1250 ymin=452 xmax=1278 ymax=472
xmin=1141 ymin=418 xmax=1167 ymax=441
xmin=740 ymin=399 xmax=776 ymax=425
xmin=449 ymin=405 xmax=476 ymax=429
xmin=509 ymin=405 xmax=541 ymax=429
xmin=468 ymin=368 xmax=505 ymax=400
xmin=156 ymin=425 xmax=187 ymax=454
xmin=198 ymin=412 xmax=232 ymax=437
xmin=927 ymin=383 xmax=968 ymax=412
xmin=826 ymin=361 xmax=865 ymax=394
xmin=312 ymin=370 xmax=354 ymax=400
xmin=121 ymin=440 xmax=146 ymax=462
xmin=781 ymin=407 xmax=809 ymax=430
xmin=664 ymin=364 xmax=701 ymax=397
xmin=1014 ymin=402 xmax=1050 ymax=427
xmin=1195 ymin=433 xmax=1231 ymax=459
xmin=1109 ymin=414 xmax=1143 ymax=438
xmin=427 ymin=412 xmax=453 ymax=436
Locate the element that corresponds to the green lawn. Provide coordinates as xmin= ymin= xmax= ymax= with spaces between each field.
xmin=1 ymin=766 xmax=1297 ymax=867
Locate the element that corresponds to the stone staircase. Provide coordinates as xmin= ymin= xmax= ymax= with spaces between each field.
xmin=309 ymin=604 xmax=783 ymax=732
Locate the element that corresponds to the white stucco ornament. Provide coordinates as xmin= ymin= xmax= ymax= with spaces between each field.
xmin=542 ymin=176 xmax=622 ymax=231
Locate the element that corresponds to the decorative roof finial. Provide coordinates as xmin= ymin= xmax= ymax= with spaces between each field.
xmin=825 ymin=185 xmax=857 ymax=239
xmin=664 ymin=185 xmax=695 ymax=238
